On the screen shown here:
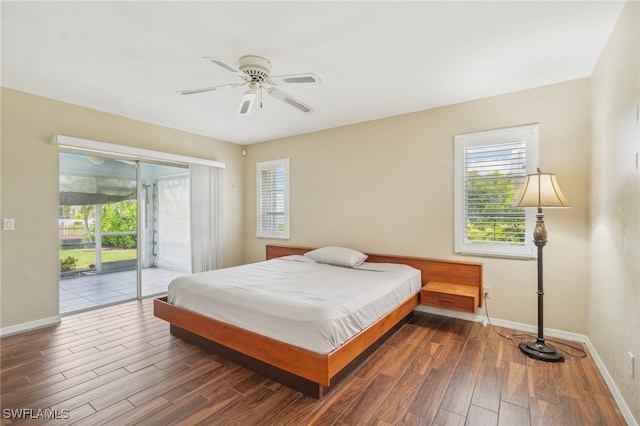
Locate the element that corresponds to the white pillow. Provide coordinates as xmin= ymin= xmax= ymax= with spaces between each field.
xmin=304 ymin=246 xmax=368 ymax=268
xmin=278 ymin=255 xmax=316 ymax=263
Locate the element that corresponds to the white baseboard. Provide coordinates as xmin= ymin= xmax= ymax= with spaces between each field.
xmin=0 ymin=315 xmax=61 ymax=337
xmin=415 ymin=305 xmax=638 ymax=426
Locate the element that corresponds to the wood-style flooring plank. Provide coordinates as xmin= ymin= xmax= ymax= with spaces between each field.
xmin=592 ymin=392 xmax=628 ymax=426
xmin=241 ymin=386 xmax=302 ymax=425
xmin=0 ymin=299 xmax=628 ymax=425
xmin=559 ymin=393 xmax=607 ymax=425
xmin=108 ymin=396 xmax=172 ymax=426
xmin=439 ymin=360 xmax=480 ymax=416
xmin=374 ymin=369 xmax=425 ymax=424
xmin=197 ymin=384 xmax=276 ymax=425
xmin=529 ymin=397 xmax=565 ymax=426
xmin=71 ymin=397 xmax=135 ymax=426
xmin=527 ymin=356 xmax=559 ymax=404
xmin=432 ymin=408 xmax=466 ymax=426
xmin=501 ymin=361 xmax=530 ymax=408
xmin=406 ymin=367 xmax=454 ymax=422
xmin=302 ymin=375 xmax=367 ymax=425
xmin=380 ymin=342 xmax=419 ymax=377
xmin=89 ymin=364 xmax=192 ymax=412
xmin=498 ymin=400 xmax=530 ymax=426
xmin=353 ymin=344 xmax=399 ymax=382
xmin=466 ymin=404 xmax=499 ymax=425
xmin=471 ymin=364 xmax=502 ymax=413
xmin=432 ymin=339 xmax=465 ymax=371
xmin=405 ymin=341 xmax=439 ymax=376
xmin=577 ymin=349 xmax=614 ymax=396
xmin=338 ymin=373 xmax=396 ymax=425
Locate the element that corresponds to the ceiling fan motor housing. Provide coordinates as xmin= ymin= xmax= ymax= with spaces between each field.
xmin=238 ymin=55 xmax=272 ymax=82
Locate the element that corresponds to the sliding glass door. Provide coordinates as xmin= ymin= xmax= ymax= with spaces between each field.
xmin=59 ymin=152 xmax=189 ymax=314
xmin=139 ymin=162 xmax=190 ymax=297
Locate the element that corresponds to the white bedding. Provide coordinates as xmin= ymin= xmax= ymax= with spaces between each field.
xmin=167 ymin=255 xmax=422 ymax=354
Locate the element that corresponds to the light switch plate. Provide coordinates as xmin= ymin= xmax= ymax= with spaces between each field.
xmin=3 ymin=218 xmax=15 ymax=231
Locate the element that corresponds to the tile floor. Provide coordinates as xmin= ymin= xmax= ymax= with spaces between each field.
xmin=59 ymin=268 xmax=185 ymax=314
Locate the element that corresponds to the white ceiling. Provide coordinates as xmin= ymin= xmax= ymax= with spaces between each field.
xmin=1 ymin=1 xmax=625 ymax=145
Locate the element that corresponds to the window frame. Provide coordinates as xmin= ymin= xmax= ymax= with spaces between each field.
xmin=256 ymin=158 xmax=290 ymax=240
xmin=454 ymin=124 xmax=539 ymax=258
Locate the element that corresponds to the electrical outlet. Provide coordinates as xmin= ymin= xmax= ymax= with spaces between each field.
xmin=627 ymin=352 xmax=635 ymax=378
xmin=483 ymin=287 xmax=491 ymax=299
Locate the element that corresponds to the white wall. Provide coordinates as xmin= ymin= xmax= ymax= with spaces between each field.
xmin=589 ymin=0 xmax=640 ymax=420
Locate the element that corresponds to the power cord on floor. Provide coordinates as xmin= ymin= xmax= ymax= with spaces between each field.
xmin=482 ymin=293 xmax=586 ymax=359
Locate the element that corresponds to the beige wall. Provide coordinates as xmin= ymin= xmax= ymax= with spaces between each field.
xmin=589 ymin=0 xmax=640 ymax=420
xmin=0 ymin=88 xmax=245 ymax=328
xmin=244 ymin=78 xmax=591 ymax=335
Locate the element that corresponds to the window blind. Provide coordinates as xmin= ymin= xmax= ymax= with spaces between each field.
xmin=454 ymin=124 xmax=538 ymax=258
xmin=463 ymin=141 xmax=527 ymax=245
xmin=257 ymin=159 xmax=289 ymax=239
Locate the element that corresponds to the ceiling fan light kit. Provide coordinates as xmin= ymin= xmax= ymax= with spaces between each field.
xmin=178 ymin=55 xmax=320 ymax=116
xmin=238 ymin=91 xmax=256 ymax=115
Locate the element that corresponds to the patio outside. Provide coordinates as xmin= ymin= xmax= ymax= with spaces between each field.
xmin=59 ymin=267 xmax=184 ymax=314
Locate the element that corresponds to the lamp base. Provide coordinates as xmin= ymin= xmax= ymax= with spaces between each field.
xmin=519 ymin=339 xmax=564 ymax=362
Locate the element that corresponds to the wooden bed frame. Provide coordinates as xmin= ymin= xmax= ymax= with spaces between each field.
xmin=154 ymin=244 xmax=482 ymax=398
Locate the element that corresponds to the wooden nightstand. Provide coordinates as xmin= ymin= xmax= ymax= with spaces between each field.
xmin=420 ymin=281 xmax=479 ymax=313
xmin=416 ymin=258 xmax=483 ymax=314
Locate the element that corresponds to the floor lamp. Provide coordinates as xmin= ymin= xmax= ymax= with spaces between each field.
xmin=513 ymin=168 xmax=570 ymax=362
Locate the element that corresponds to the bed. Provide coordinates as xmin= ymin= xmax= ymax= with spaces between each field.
xmin=154 ymin=245 xmax=482 ymax=398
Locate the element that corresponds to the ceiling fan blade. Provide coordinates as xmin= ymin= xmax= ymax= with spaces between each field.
xmin=268 ymin=73 xmax=322 ymax=85
xmin=177 ymin=86 xmax=221 ymax=95
xmin=204 ymin=57 xmax=239 ymax=74
xmin=177 ymin=82 xmax=242 ymax=95
xmin=267 ymin=87 xmax=315 ymax=114
xmin=237 ymin=91 xmax=256 ymax=115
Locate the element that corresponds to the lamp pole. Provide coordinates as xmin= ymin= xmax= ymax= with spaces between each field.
xmin=519 ymin=208 xmax=564 ymax=362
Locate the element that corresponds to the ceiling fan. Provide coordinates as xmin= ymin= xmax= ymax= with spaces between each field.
xmin=178 ymin=55 xmax=321 ymax=115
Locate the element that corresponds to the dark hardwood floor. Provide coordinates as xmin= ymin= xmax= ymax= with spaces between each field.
xmin=0 ymin=299 xmax=627 ymax=425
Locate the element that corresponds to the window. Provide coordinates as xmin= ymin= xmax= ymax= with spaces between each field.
xmin=454 ymin=124 xmax=539 ymax=258
xmin=257 ymin=158 xmax=290 ymax=239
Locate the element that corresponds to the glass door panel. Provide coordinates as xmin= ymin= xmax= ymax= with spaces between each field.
xmin=95 ymin=198 xmax=138 ymax=301
xmin=59 ymin=152 xmax=138 ymax=314
xmin=140 ymin=162 xmax=190 ymax=296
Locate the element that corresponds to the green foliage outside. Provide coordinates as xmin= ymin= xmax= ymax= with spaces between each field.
xmin=61 ymin=200 xmax=137 ymax=249
xmin=97 ymin=200 xmax=137 ymax=248
xmin=59 ymin=199 xmax=138 ymax=272
xmin=465 ymin=171 xmax=525 ymax=245
xmin=60 ymin=256 xmax=78 ymax=272
xmin=59 ymin=248 xmax=137 ymax=270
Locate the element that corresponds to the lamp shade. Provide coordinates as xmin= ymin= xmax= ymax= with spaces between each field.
xmin=513 ymin=169 xmax=570 ymax=208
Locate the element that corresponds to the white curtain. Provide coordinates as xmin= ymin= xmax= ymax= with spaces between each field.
xmin=157 ymin=176 xmax=191 ymax=273
xmin=190 ymin=164 xmax=223 ymax=273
